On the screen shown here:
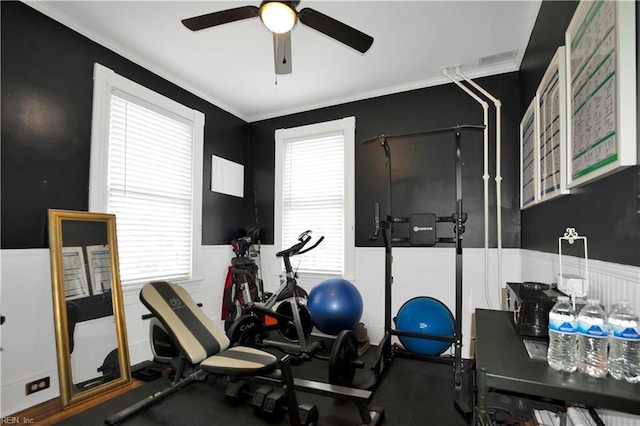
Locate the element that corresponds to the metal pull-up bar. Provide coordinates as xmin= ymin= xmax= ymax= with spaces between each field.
xmin=360 ymin=124 xmax=485 ymax=145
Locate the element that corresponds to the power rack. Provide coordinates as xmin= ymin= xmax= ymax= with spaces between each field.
xmin=362 ymin=124 xmax=484 ymax=419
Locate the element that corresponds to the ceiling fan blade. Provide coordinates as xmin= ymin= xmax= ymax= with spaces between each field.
xmin=273 ymin=32 xmax=292 ymax=75
xmin=298 ymin=8 xmax=373 ymax=53
xmin=182 ymin=6 xmax=259 ymax=31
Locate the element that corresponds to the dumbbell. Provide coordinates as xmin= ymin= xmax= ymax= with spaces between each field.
xmin=259 ymin=391 xmax=318 ymax=426
xmin=251 ymin=386 xmax=274 ymax=410
xmin=260 ymin=390 xmax=286 ymax=421
xmin=298 ymin=403 xmax=319 ymax=426
xmin=224 ymin=380 xmax=248 ymax=402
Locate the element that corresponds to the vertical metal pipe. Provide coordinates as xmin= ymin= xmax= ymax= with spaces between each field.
xmin=455 ymin=67 xmax=503 ymax=308
xmin=442 ymin=68 xmax=493 ymax=309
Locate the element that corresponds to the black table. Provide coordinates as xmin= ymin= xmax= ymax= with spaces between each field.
xmin=474 ymin=309 xmax=640 ymax=423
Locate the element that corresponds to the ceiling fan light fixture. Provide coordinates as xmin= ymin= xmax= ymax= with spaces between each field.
xmin=260 ymin=2 xmax=297 ymax=34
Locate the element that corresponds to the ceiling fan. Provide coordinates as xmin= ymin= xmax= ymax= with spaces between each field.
xmin=182 ymin=1 xmax=374 ymax=75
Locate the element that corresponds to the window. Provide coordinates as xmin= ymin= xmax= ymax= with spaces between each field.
xmin=274 ymin=117 xmax=355 ymax=280
xmin=89 ymin=63 xmax=204 ymax=287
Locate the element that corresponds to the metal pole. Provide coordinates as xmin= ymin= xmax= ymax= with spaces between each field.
xmin=454 ymin=128 xmax=464 ymax=389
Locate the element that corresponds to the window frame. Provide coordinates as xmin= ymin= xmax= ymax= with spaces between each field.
xmin=274 ymin=116 xmax=355 ymax=281
xmin=89 ymin=63 xmax=204 ymax=289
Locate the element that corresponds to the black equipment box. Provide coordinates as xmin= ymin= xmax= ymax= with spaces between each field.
xmin=505 ymin=282 xmax=563 ymax=339
xmin=409 ymin=213 xmax=436 ymax=246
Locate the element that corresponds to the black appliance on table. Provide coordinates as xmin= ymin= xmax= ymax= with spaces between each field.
xmin=505 ymin=282 xmax=564 ymax=339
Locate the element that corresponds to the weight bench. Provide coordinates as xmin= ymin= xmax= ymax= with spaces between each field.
xmin=106 ymin=281 xmax=383 ymax=425
xmin=105 ymin=281 xmax=303 ymax=425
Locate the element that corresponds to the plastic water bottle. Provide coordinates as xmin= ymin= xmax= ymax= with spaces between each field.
xmin=577 ymin=299 xmax=608 ymax=378
xmin=547 ymin=296 xmax=577 ymax=372
xmin=607 ymin=300 xmax=640 ymax=383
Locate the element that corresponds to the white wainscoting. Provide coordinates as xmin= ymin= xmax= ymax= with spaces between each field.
xmin=2 ymin=247 xmax=638 ymax=420
xmin=0 ymin=245 xmax=232 ymax=417
xmin=1 ymin=249 xmax=61 ymax=416
xmin=520 ymin=249 xmax=640 ymax=313
xmin=520 ymin=249 xmax=640 ymax=425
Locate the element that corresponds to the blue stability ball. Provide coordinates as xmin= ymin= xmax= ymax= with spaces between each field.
xmin=395 ymin=297 xmax=455 ymax=356
xmin=308 ymin=278 xmax=363 ymax=335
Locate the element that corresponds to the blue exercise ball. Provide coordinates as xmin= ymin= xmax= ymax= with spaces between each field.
xmin=308 ymin=278 xmax=363 ymax=336
xmin=395 ymin=296 xmax=454 ymax=356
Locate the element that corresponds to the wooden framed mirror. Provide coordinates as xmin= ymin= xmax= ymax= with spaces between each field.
xmin=48 ymin=209 xmax=131 ymax=408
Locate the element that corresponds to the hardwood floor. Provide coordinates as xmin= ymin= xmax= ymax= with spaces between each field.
xmin=2 ymin=380 xmax=144 ymax=426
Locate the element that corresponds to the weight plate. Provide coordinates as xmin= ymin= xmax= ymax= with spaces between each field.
xmin=328 ymin=330 xmax=358 ymax=387
xmin=275 ymin=300 xmax=313 ymax=342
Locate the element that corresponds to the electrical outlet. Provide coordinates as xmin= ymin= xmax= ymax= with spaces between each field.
xmin=25 ymin=377 xmax=50 ymax=395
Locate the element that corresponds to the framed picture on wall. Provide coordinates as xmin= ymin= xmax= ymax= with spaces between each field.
xmin=62 ymin=246 xmax=90 ymax=300
xmin=520 ymin=97 xmax=539 ymax=210
xmin=565 ymin=0 xmax=637 ymax=188
xmin=536 ymin=46 xmax=570 ymax=203
xmin=87 ymin=244 xmax=112 ymax=295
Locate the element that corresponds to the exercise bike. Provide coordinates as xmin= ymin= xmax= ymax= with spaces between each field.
xmin=227 ymin=231 xmax=367 ymax=388
xmin=146 ymin=230 xmax=368 ymax=392
xmin=146 ymin=231 xmax=320 ymax=371
xmin=226 ymin=230 xmax=323 ymax=360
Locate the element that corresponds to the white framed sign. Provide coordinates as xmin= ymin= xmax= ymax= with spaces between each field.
xmin=520 ymin=97 xmax=539 ymax=210
xmin=565 ymin=0 xmax=636 ymax=188
xmin=211 ymin=155 xmax=244 ymax=198
xmin=536 ymin=46 xmax=570 ymax=203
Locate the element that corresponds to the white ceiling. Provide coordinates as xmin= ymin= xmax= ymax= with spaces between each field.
xmin=27 ymin=1 xmax=542 ymax=122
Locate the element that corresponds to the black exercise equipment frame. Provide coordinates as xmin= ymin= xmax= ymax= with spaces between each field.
xmin=362 ymin=124 xmax=484 ymax=419
xmin=129 ymin=315 xmax=383 ymax=425
xmin=226 ymin=230 xmax=323 ymax=358
xmin=227 ymin=231 xmax=366 ymax=389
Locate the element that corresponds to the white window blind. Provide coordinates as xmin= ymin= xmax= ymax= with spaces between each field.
xmin=90 ymin=63 xmax=204 ymax=289
xmin=275 ymin=117 xmax=355 ymax=280
xmin=107 ymin=94 xmax=193 ymax=285
xmin=282 ymin=133 xmax=345 ymax=275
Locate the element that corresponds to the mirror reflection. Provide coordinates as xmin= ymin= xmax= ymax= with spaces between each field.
xmin=48 ymin=209 xmax=131 ymax=408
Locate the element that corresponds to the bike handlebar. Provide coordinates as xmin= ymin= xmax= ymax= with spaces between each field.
xmin=298 ymin=235 xmax=324 ymax=255
xmin=276 ymin=230 xmax=323 ymax=258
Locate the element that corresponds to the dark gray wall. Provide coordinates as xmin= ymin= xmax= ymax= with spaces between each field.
xmin=519 ymin=1 xmax=640 ymax=266
xmin=248 ymin=0 xmax=640 ymax=268
xmin=248 ymin=73 xmax=522 ymax=249
xmin=3 ymin=1 xmax=638 ymax=267
xmin=1 ymin=2 xmax=250 ymax=249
